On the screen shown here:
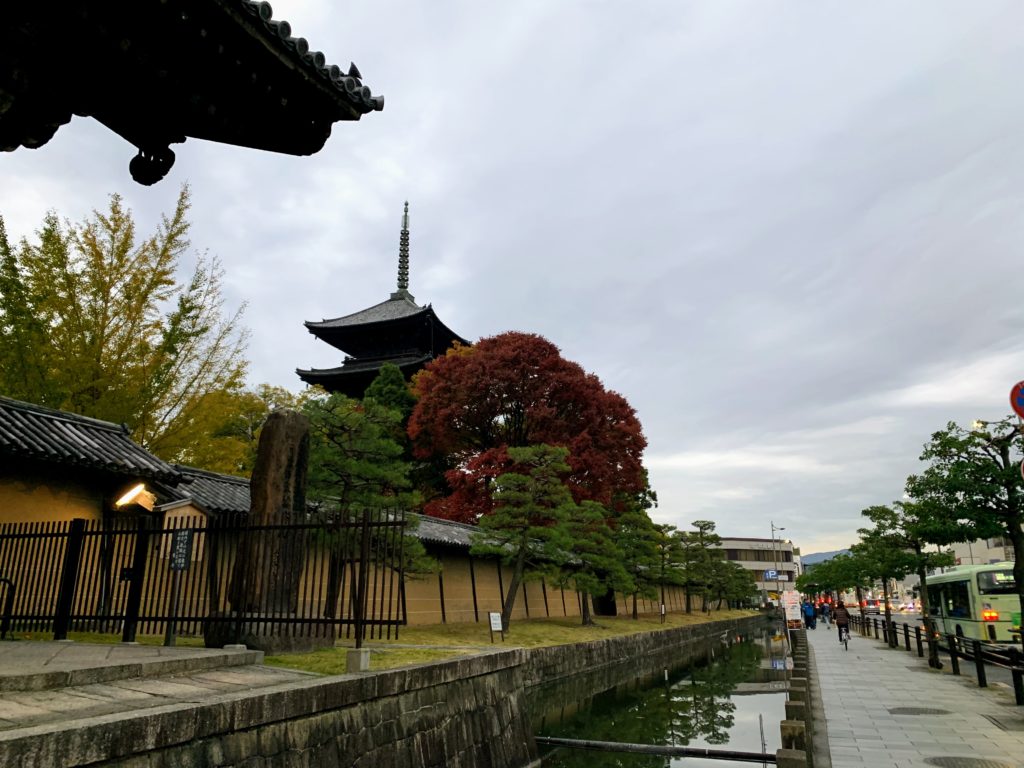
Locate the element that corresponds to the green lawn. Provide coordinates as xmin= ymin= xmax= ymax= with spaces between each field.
xmin=7 ymin=609 xmax=759 ymax=675
xmin=267 ymin=608 xmax=758 ymax=674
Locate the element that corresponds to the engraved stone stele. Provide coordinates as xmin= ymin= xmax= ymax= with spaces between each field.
xmin=205 ymin=409 xmax=334 ymax=652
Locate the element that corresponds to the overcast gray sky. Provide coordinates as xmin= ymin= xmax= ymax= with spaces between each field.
xmin=4 ymin=1 xmax=1024 ymax=553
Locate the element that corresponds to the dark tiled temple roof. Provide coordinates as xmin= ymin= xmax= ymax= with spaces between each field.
xmin=154 ymin=467 xmax=477 ymax=548
xmin=0 ymin=396 xmax=182 ymax=484
xmin=1 ymin=1 xmax=382 ymax=184
xmin=409 ymin=513 xmax=476 ymax=549
xmin=298 ymin=353 xmax=433 ymax=378
xmin=167 ymin=465 xmax=251 ymax=517
xmin=306 ymin=295 xmax=427 ymax=330
xmin=238 ymin=1 xmax=383 ymax=113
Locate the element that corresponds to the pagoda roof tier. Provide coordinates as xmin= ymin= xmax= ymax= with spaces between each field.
xmin=297 ymin=353 xmax=434 ymax=398
xmin=1 ymin=1 xmax=383 ymax=185
xmin=305 ymin=296 xmax=469 ymax=359
xmin=311 ymin=292 xmax=423 ymax=328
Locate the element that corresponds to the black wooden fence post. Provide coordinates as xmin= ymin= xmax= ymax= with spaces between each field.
xmin=121 ymin=516 xmax=151 ymax=643
xmin=947 ymin=635 xmax=960 ymax=675
xmin=53 ymin=518 xmax=86 ymax=641
xmin=972 ymin=640 xmax=987 ymax=687
xmin=353 ymin=508 xmax=372 ymax=650
xmin=1008 ymin=648 xmax=1024 ymax=705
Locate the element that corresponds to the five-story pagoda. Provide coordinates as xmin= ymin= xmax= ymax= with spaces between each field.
xmin=297 ymin=203 xmax=469 ymax=397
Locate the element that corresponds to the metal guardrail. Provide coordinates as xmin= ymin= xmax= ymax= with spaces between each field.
xmin=534 ymin=736 xmax=778 ymax=763
xmin=849 ymin=614 xmax=1024 ymax=706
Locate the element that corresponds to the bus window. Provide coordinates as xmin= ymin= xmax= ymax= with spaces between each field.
xmin=945 ymin=580 xmax=971 ymax=618
xmin=978 ymin=570 xmax=1016 ymax=595
xmin=927 ymin=584 xmax=944 ymax=615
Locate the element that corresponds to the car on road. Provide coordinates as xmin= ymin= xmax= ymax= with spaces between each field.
xmin=862 ymin=599 xmax=881 ymax=614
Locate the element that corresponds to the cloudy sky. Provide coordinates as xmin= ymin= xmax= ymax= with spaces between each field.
xmin=4 ymin=1 xmax=1024 ymax=553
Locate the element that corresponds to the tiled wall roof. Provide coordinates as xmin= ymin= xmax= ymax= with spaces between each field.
xmin=0 ymin=396 xmax=182 ymax=484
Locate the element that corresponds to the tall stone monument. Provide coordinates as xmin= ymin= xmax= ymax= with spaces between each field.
xmin=208 ymin=409 xmax=332 ymax=652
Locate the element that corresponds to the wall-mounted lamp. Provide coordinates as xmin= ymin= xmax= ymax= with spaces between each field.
xmin=115 ymin=483 xmax=156 ymax=512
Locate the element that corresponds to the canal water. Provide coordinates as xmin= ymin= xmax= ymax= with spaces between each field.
xmin=532 ymin=629 xmax=786 ymax=767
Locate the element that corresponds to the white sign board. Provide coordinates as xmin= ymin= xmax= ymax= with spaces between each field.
xmin=489 ymin=612 xmax=503 ymax=631
xmin=782 ymin=590 xmax=802 ymax=622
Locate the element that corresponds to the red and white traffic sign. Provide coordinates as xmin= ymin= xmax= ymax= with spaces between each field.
xmin=1012 ymin=381 xmax=1024 ymax=420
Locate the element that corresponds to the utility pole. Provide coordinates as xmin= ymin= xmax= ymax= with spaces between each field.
xmin=771 ymin=520 xmax=785 ymax=610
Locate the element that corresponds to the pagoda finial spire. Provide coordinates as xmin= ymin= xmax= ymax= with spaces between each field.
xmin=397 ymin=200 xmax=410 ymax=292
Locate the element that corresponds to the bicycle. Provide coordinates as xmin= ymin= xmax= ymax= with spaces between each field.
xmin=838 ymin=624 xmax=850 ymax=650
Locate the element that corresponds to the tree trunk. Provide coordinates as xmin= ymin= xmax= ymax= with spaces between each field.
xmin=500 ymin=550 xmax=526 ymax=633
xmin=631 ymin=591 xmax=638 ymax=620
xmin=997 ymin=442 xmax=1024 ymax=629
xmin=915 ymin=548 xmax=941 ymax=669
xmin=1008 ymin=519 xmax=1024 ymax=626
xmin=684 ymin=588 xmax=692 ymax=614
xmin=882 ymin=579 xmax=894 ymax=647
xmin=581 ymin=591 xmax=594 ymax=626
xmin=854 ymin=585 xmax=866 ymax=620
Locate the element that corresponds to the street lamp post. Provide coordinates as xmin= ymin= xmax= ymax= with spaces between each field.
xmin=771 ymin=521 xmax=785 ymax=609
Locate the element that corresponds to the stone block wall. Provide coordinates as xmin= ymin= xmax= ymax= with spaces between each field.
xmin=3 ymin=651 xmax=537 ymax=768
xmin=10 ymin=615 xmax=768 ymax=768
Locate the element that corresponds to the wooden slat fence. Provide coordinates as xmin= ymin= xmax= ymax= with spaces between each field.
xmin=0 ymin=510 xmax=407 ymax=643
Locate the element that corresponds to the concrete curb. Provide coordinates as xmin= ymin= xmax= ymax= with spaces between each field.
xmin=805 ymin=639 xmax=831 ymax=768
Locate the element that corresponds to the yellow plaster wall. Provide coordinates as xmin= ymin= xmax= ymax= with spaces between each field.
xmin=0 ymin=473 xmax=104 ymax=524
xmin=438 ymin=555 xmax=476 ymax=623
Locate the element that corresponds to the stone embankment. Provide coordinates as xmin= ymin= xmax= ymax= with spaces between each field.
xmin=0 ymin=614 xmax=766 ymax=767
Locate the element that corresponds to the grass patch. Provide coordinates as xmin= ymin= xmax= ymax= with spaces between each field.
xmin=385 ymin=608 xmax=757 ymax=649
xmin=7 ymin=609 xmax=759 ymax=676
xmin=265 ymin=646 xmax=467 ymax=675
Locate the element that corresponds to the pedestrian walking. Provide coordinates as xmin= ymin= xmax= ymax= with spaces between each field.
xmin=821 ymin=601 xmax=831 ymax=626
xmin=802 ymin=600 xmax=816 ymax=629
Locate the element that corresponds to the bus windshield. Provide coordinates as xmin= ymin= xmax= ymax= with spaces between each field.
xmin=977 ymin=570 xmax=1016 ymax=595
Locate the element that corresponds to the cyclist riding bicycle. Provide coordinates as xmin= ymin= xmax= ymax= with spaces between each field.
xmin=832 ymin=600 xmax=851 ymax=643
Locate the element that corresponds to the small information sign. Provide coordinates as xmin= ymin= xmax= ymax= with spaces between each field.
xmin=169 ymin=529 xmax=193 ymax=572
xmin=488 ymin=611 xmax=504 ymax=643
xmin=782 ymin=590 xmax=802 ymax=628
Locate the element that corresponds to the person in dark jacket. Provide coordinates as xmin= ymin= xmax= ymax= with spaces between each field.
xmin=832 ymin=601 xmax=851 ymax=640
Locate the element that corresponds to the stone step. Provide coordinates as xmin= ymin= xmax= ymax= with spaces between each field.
xmin=0 ymin=641 xmax=263 ymax=692
xmin=0 ymin=663 xmax=315 ymax=733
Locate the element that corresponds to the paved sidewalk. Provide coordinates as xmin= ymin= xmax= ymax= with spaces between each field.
xmin=0 ymin=641 xmax=314 ymax=734
xmin=810 ymin=624 xmax=1024 ymax=768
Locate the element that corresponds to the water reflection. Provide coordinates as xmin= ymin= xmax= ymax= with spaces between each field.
xmin=534 ymin=632 xmax=786 ymax=768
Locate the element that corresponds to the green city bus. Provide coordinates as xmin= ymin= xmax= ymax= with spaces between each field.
xmin=926 ymin=562 xmax=1020 ymax=643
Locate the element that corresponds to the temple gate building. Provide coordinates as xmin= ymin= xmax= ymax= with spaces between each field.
xmin=297 ymin=204 xmax=469 ymax=397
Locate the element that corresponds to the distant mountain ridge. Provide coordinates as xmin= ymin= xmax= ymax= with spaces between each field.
xmin=801 ymin=549 xmax=849 ymax=566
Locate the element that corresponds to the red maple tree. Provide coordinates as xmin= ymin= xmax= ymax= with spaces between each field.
xmin=408 ymin=332 xmax=647 ymax=523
